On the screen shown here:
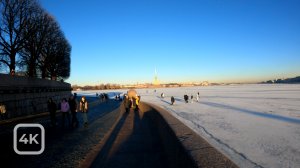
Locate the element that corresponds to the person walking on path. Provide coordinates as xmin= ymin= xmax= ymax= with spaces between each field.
xmin=138 ymin=95 xmax=141 ymax=103
xmin=60 ymin=98 xmax=71 ymax=128
xmin=74 ymin=93 xmax=78 ymax=100
xmin=171 ymin=96 xmax=175 ymax=105
xmin=135 ymin=95 xmax=140 ymax=111
xmin=47 ymin=98 xmax=57 ymax=127
xmin=132 ymin=96 xmax=137 ymax=109
xmin=124 ymin=94 xmax=131 ymax=113
xmin=80 ymin=96 xmax=89 ymax=128
xmin=69 ymin=95 xmax=79 ymax=128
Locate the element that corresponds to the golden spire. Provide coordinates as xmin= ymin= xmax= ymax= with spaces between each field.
xmin=153 ymin=68 xmax=160 ymax=85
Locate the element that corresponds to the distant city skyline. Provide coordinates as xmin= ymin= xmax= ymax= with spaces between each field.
xmin=40 ymin=0 xmax=300 ymax=85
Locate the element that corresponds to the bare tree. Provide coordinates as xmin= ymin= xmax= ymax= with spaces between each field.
xmin=0 ymin=0 xmax=35 ymax=73
xmin=20 ymin=4 xmax=51 ymax=77
xmin=38 ymin=14 xmax=61 ymax=79
xmin=0 ymin=0 xmax=71 ymax=80
xmin=47 ymin=35 xmax=71 ymax=80
xmin=55 ymin=37 xmax=71 ymax=80
xmin=39 ymin=23 xmax=71 ymax=80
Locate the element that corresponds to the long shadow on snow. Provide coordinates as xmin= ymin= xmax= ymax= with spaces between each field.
xmin=201 ymin=101 xmax=300 ymax=125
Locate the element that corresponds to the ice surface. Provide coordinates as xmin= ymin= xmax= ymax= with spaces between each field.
xmin=74 ymin=84 xmax=300 ymax=168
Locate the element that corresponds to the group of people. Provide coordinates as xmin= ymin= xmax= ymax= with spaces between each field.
xmin=47 ymin=94 xmax=89 ymax=129
xmin=170 ymin=92 xmax=200 ymax=105
xmin=123 ymin=94 xmax=140 ymax=113
xmin=115 ymin=94 xmax=122 ymax=101
xmin=96 ymin=93 xmax=108 ymax=102
xmin=183 ymin=92 xmax=200 ymax=103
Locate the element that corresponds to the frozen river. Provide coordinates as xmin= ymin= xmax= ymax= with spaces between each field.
xmin=75 ymin=84 xmax=300 ymax=168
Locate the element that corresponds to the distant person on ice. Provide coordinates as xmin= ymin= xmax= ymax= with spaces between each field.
xmin=196 ymin=92 xmax=200 ymax=102
xmin=171 ymin=96 xmax=175 ymax=105
xmin=80 ymin=96 xmax=89 ymax=128
xmin=191 ymin=95 xmax=194 ymax=103
xmin=161 ymin=93 xmax=165 ymax=98
xmin=104 ymin=93 xmax=109 ymax=102
xmin=184 ymin=95 xmax=189 ymax=103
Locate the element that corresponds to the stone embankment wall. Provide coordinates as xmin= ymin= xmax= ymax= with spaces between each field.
xmin=0 ymin=74 xmax=71 ymax=119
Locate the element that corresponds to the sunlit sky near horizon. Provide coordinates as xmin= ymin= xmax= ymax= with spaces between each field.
xmin=40 ymin=0 xmax=300 ymax=85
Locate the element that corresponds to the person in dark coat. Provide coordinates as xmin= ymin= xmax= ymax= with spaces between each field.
xmin=124 ymin=94 xmax=130 ymax=113
xmin=184 ymin=95 xmax=189 ymax=103
xmin=47 ymin=98 xmax=57 ymax=127
xmin=69 ymin=95 xmax=79 ymax=128
xmin=171 ymin=96 xmax=175 ymax=105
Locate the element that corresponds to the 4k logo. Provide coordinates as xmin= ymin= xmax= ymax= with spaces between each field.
xmin=14 ymin=124 xmax=45 ymax=155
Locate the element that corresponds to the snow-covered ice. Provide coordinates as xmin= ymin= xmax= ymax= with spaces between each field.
xmin=74 ymin=84 xmax=300 ymax=168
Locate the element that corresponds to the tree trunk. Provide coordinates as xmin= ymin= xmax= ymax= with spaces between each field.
xmin=41 ymin=66 xmax=47 ymax=79
xmin=9 ymin=51 xmax=16 ymax=73
xmin=28 ymin=56 xmax=37 ymax=77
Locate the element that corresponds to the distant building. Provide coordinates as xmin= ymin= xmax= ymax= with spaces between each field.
xmin=181 ymin=83 xmax=194 ymax=87
xmin=201 ymin=81 xmax=210 ymax=86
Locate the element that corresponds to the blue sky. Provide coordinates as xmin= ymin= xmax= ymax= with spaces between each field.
xmin=40 ymin=0 xmax=300 ymax=85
